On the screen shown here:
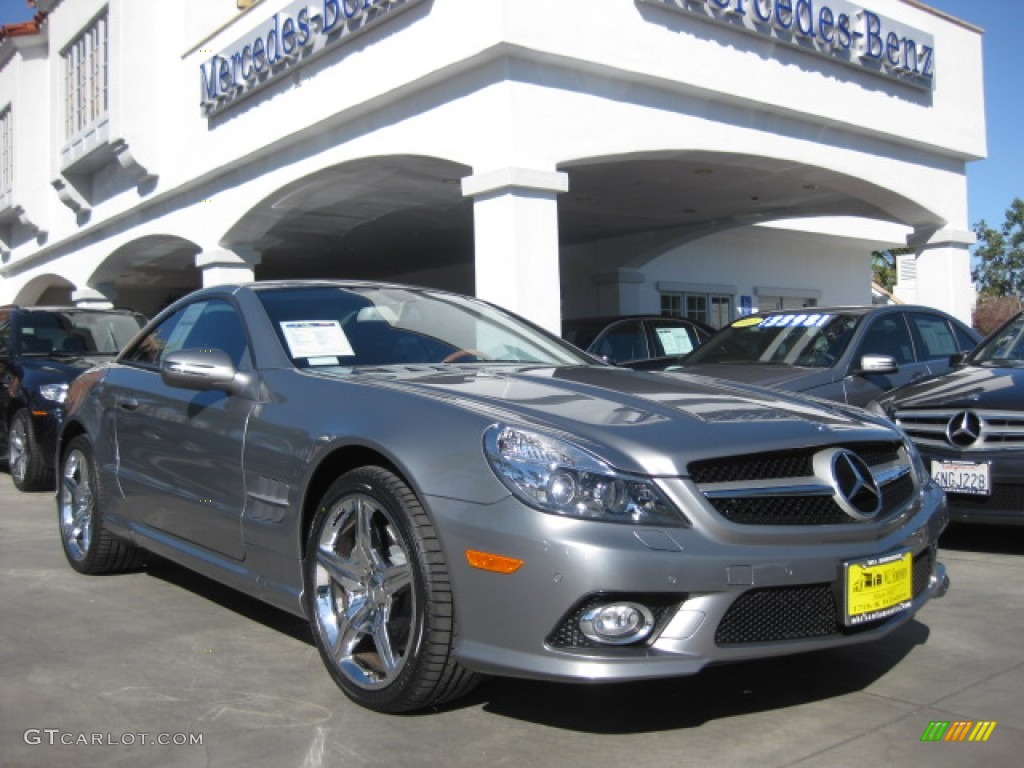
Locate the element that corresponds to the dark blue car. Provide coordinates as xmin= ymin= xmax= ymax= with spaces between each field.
xmin=0 ymin=306 xmax=146 ymax=491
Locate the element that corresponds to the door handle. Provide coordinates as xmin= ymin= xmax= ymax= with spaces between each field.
xmin=117 ymin=396 xmax=139 ymax=411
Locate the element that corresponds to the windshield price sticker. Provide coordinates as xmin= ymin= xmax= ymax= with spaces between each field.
xmin=280 ymin=320 xmax=355 ymax=360
xmin=844 ymin=550 xmax=913 ymax=626
xmin=931 ymin=460 xmax=991 ymax=496
xmin=655 ymin=327 xmax=695 ymax=356
xmin=760 ymin=314 xmax=833 ymax=329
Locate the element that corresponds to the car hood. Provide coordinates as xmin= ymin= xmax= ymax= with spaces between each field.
xmin=883 ymin=365 xmax=1024 ymax=412
xmin=19 ymin=355 xmax=106 ymax=380
xmin=674 ymin=363 xmax=834 ymax=392
xmin=353 ymin=365 xmax=895 ymax=475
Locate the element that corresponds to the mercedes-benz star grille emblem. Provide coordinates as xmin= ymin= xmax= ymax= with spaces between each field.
xmin=829 ymin=450 xmax=883 ymax=521
xmin=946 ymin=411 xmax=982 ymax=448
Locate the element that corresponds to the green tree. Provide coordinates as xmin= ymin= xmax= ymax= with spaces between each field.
xmin=973 ymin=197 xmax=1024 ymax=298
xmin=871 ymin=247 xmax=909 ymax=293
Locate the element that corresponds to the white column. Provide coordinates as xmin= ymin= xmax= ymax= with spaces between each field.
xmin=195 ymin=246 xmax=261 ymax=287
xmin=907 ymin=228 xmax=976 ymax=325
xmin=462 ymin=168 xmax=568 ymax=335
xmin=72 ymin=285 xmax=117 ymax=309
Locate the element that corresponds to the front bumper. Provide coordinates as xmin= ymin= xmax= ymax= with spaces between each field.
xmin=27 ymin=407 xmax=62 ymax=470
xmin=433 ymin=479 xmax=949 ymax=683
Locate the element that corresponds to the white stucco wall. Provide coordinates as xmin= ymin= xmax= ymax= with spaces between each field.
xmin=0 ymin=0 xmax=986 ymax=326
xmin=562 ymin=218 xmax=899 ymax=320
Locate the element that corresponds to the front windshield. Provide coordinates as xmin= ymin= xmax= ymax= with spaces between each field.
xmin=16 ymin=310 xmax=146 ymax=356
xmin=257 ymin=285 xmax=592 ymax=368
xmin=684 ymin=312 xmax=860 ymax=368
xmin=972 ymin=313 xmax=1024 ymax=366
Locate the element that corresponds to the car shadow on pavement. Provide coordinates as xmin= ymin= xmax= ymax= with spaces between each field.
xmin=143 ymin=554 xmax=314 ymax=645
xmin=469 ymin=619 xmax=930 ymax=731
xmin=940 ymin=523 xmax=1023 ymax=555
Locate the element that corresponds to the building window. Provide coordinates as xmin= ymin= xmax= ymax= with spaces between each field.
xmin=758 ymin=295 xmax=819 ymax=312
xmin=660 ymin=293 xmax=682 ymax=317
xmin=0 ymin=105 xmax=12 ymax=208
xmin=63 ymin=11 xmax=109 ymax=143
xmin=661 ymin=291 xmax=733 ymax=329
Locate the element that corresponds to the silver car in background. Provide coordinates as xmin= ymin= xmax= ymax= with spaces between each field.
xmin=57 ymin=281 xmax=949 ymax=713
xmin=631 ymin=305 xmax=980 ymax=406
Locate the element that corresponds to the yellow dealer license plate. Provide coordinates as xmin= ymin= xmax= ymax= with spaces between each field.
xmin=844 ymin=550 xmax=912 ymax=626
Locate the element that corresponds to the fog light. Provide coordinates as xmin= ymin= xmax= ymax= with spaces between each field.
xmin=579 ymin=602 xmax=655 ymax=645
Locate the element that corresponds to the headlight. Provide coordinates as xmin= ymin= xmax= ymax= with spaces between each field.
xmin=484 ymin=424 xmax=688 ymax=527
xmin=38 ymin=383 xmax=69 ymax=404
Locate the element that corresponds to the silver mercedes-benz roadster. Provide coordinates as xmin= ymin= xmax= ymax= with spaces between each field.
xmin=57 ymin=281 xmax=949 ymax=713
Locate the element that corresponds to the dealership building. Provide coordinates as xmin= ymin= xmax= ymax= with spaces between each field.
xmin=0 ymin=0 xmax=985 ymax=331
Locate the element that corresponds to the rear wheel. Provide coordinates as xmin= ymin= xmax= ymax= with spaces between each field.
xmin=58 ymin=436 xmax=144 ymax=574
xmin=9 ymin=410 xmax=51 ymax=492
xmin=305 ymin=466 xmax=479 ymax=712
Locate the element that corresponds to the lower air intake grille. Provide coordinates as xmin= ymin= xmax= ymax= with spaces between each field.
xmin=715 ymin=548 xmax=935 ymax=645
xmin=715 ymin=584 xmax=837 ymax=645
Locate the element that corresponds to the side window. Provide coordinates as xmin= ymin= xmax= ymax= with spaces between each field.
xmin=178 ymin=301 xmax=250 ymax=368
xmin=909 ymin=312 xmax=958 ymax=360
xmin=650 ymin=321 xmax=698 ymax=356
xmin=857 ymin=314 xmax=915 ymax=365
xmin=123 ymin=300 xmax=249 ymax=368
xmin=592 ymin=320 xmax=648 ymax=363
xmin=123 ymin=306 xmax=192 ymax=367
xmin=953 ymin=323 xmax=978 ymax=353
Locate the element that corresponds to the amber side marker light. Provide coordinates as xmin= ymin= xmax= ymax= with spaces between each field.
xmin=465 ymin=550 xmax=524 ymax=574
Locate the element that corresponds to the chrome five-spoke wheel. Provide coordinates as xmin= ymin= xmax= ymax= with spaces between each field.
xmin=306 ymin=466 xmax=478 ymax=712
xmin=59 ymin=445 xmax=94 ymax=562
xmin=57 ymin=436 xmax=143 ymax=574
xmin=313 ymin=491 xmax=416 ymax=690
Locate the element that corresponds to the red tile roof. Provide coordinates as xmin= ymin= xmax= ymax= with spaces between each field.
xmin=0 ymin=6 xmax=48 ymax=45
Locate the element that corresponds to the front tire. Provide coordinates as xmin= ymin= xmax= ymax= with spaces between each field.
xmin=58 ymin=435 xmax=144 ymax=574
xmin=9 ymin=409 xmax=51 ymax=492
xmin=305 ymin=466 xmax=478 ymax=713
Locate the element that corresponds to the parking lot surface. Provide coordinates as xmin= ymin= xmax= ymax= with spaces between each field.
xmin=2 ymin=471 xmax=1022 ymax=768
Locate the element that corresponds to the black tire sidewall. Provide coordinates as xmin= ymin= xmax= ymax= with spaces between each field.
xmin=10 ymin=410 xmax=47 ymax=492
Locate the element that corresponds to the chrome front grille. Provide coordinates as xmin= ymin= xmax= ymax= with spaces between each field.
xmin=894 ymin=409 xmax=1024 ymax=451
xmin=689 ymin=442 xmax=915 ymax=526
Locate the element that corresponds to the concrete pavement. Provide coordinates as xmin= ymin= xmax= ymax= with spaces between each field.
xmin=1 ymin=471 xmax=1022 ymax=768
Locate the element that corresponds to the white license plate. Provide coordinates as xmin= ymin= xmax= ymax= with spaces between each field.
xmin=931 ymin=460 xmax=991 ymax=496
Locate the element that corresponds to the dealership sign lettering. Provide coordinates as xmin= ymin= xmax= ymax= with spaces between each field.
xmin=199 ymin=0 xmax=425 ymax=116
xmin=638 ymin=0 xmax=935 ymax=91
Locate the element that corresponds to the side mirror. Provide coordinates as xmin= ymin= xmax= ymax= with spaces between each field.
xmin=161 ymin=349 xmax=239 ymax=393
xmin=856 ymin=354 xmax=898 ymax=376
xmin=949 ymin=351 xmax=968 ymax=366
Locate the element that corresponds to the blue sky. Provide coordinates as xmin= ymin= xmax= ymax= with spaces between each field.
xmin=926 ymin=0 xmax=1023 ymax=233
xmin=1 ymin=0 xmax=1019 ymax=233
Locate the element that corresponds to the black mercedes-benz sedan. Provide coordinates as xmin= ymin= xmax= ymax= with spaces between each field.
xmin=877 ymin=311 xmax=1024 ymax=526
